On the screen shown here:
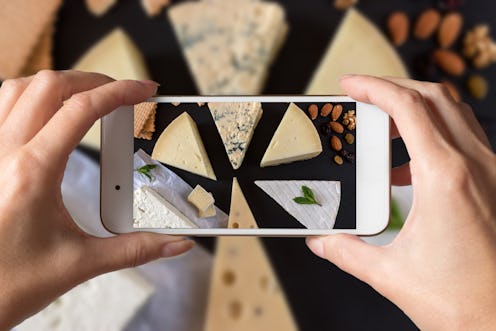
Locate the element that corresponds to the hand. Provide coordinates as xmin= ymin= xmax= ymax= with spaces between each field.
xmin=307 ymin=75 xmax=496 ymax=330
xmin=0 ymin=70 xmax=194 ymax=330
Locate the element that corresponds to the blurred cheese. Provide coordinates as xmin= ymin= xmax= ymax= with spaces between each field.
xmin=261 ymin=103 xmax=322 ymax=167
xmin=204 ymin=178 xmax=298 ymax=331
xmin=72 ymin=28 xmax=150 ymax=149
xmin=152 ymin=112 xmax=216 ymax=180
xmin=306 ymin=8 xmax=409 ymax=95
xmin=16 ymin=270 xmax=154 ymax=331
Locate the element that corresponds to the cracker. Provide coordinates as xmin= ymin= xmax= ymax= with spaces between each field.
xmin=134 ymin=102 xmax=157 ymax=139
xmin=141 ymin=0 xmax=171 ymax=17
xmin=0 ymin=0 xmax=62 ymax=79
xmin=22 ymin=22 xmax=54 ymax=76
xmin=85 ymin=0 xmax=118 ymax=17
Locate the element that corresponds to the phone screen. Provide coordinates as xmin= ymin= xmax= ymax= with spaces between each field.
xmin=132 ymin=101 xmax=357 ymax=230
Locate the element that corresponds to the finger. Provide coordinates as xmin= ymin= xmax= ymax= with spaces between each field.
xmin=306 ymin=235 xmax=386 ymax=287
xmin=29 ymin=79 xmax=158 ymax=162
xmin=458 ymin=102 xmax=491 ymax=149
xmin=0 ymin=76 xmax=32 ymax=126
xmin=86 ymin=234 xmax=195 ymax=275
xmin=391 ymin=118 xmax=400 ymax=139
xmin=391 ymin=162 xmax=412 ymax=186
xmin=340 ymin=75 xmax=448 ymax=162
xmin=0 ymin=70 xmax=114 ymax=149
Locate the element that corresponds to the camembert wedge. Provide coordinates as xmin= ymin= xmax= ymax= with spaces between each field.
xmin=208 ymin=102 xmax=263 ymax=170
xmin=260 ymin=103 xmax=322 ymax=167
xmin=152 ymin=112 xmax=216 ymax=180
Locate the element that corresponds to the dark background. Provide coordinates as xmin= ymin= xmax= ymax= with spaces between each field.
xmin=55 ymin=0 xmax=496 ymax=330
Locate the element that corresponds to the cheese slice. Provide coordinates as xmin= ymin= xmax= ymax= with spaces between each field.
xmin=133 ymin=186 xmax=198 ymax=228
xmin=168 ymin=0 xmax=288 ymax=95
xmin=188 ymin=184 xmax=215 ymax=212
xmin=72 ymin=28 xmax=150 ymax=149
xmin=255 ymin=180 xmax=341 ymax=229
xmin=204 ymin=178 xmax=298 ymax=331
xmin=208 ymin=102 xmax=263 ymax=169
xmin=152 ymin=112 xmax=216 ymax=180
xmin=306 ymin=8 xmax=409 ymax=95
xmin=260 ymin=103 xmax=322 ymax=167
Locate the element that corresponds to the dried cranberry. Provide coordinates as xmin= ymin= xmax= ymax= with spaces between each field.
xmin=320 ymin=123 xmax=332 ymax=135
xmin=436 ymin=0 xmax=465 ymax=11
xmin=339 ymin=149 xmax=355 ymax=163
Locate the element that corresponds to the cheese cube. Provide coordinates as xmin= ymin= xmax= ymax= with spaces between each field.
xmin=188 ymin=185 xmax=215 ymax=212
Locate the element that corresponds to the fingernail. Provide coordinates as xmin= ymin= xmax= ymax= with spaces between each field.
xmin=340 ymin=74 xmax=356 ymax=80
xmin=161 ymin=239 xmax=195 ymax=257
xmin=306 ymin=237 xmax=324 ymax=258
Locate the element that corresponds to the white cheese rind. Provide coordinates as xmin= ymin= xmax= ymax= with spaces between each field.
xmin=208 ymin=102 xmax=263 ymax=169
xmin=168 ymin=0 xmax=288 ymax=95
xmin=134 ymin=186 xmax=198 ymax=228
xmin=260 ymin=103 xmax=322 ymax=167
xmin=152 ymin=112 xmax=216 ymax=180
xmin=255 ymin=180 xmax=341 ymax=229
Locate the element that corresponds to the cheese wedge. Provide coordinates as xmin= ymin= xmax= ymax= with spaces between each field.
xmin=306 ymin=8 xmax=409 ymax=95
xmin=152 ymin=112 xmax=216 ymax=180
xmin=260 ymin=103 xmax=322 ymax=167
xmin=204 ymin=178 xmax=298 ymax=331
xmin=255 ymin=180 xmax=341 ymax=229
xmin=208 ymin=102 xmax=263 ymax=169
xmin=168 ymin=0 xmax=288 ymax=95
xmin=73 ymin=28 xmax=150 ymax=149
xmin=133 ymin=186 xmax=198 ymax=228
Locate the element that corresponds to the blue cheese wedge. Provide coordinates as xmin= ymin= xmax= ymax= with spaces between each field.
xmin=133 ymin=186 xmax=198 ymax=228
xmin=255 ymin=180 xmax=341 ymax=229
xmin=152 ymin=112 xmax=216 ymax=180
xmin=208 ymin=102 xmax=263 ymax=169
xmin=168 ymin=0 xmax=288 ymax=95
xmin=260 ymin=103 xmax=322 ymax=167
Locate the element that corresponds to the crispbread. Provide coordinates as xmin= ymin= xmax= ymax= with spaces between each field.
xmin=137 ymin=108 xmax=156 ymax=140
xmin=134 ymin=102 xmax=157 ymax=139
xmin=85 ymin=0 xmax=118 ymax=17
xmin=0 ymin=0 xmax=62 ymax=79
xmin=141 ymin=0 xmax=171 ymax=17
xmin=22 ymin=22 xmax=54 ymax=76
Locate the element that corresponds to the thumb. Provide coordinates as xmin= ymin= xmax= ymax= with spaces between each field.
xmin=85 ymin=233 xmax=195 ymax=275
xmin=306 ymin=234 xmax=386 ymax=286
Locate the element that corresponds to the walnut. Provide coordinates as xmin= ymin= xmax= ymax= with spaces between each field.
xmin=463 ymin=24 xmax=496 ymax=69
xmin=342 ymin=110 xmax=356 ymax=131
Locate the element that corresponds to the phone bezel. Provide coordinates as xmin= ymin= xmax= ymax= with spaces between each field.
xmin=101 ymin=96 xmax=390 ymax=236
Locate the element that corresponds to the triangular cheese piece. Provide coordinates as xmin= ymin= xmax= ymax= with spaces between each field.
xmin=152 ymin=112 xmax=216 ymax=180
xmin=255 ymin=180 xmax=341 ymax=229
xmin=168 ymin=0 xmax=288 ymax=94
xmin=306 ymin=8 xmax=409 ymax=95
xmin=228 ymin=178 xmax=259 ymax=229
xmin=208 ymin=102 xmax=263 ymax=170
xmin=260 ymin=103 xmax=322 ymax=167
xmin=73 ymin=28 xmax=150 ymax=149
xmin=204 ymin=179 xmax=298 ymax=331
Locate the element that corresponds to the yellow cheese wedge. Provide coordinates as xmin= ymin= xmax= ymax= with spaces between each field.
xmin=306 ymin=8 xmax=409 ymax=95
xmin=260 ymin=103 xmax=322 ymax=167
xmin=204 ymin=178 xmax=298 ymax=331
xmin=72 ymin=28 xmax=150 ymax=149
xmin=152 ymin=112 xmax=216 ymax=180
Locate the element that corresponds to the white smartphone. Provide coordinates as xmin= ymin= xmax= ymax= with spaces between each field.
xmin=101 ymin=96 xmax=390 ymax=236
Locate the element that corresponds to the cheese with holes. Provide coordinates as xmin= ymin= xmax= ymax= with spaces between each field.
xmin=168 ymin=0 xmax=288 ymax=95
xmin=306 ymin=8 xmax=408 ymax=95
xmin=204 ymin=178 xmax=298 ymax=331
xmin=188 ymin=184 xmax=215 ymax=212
xmin=255 ymin=180 xmax=341 ymax=229
xmin=152 ymin=112 xmax=216 ymax=180
xmin=261 ymin=103 xmax=322 ymax=167
xmin=133 ymin=186 xmax=197 ymax=228
xmin=228 ymin=178 xmax=259 ymax=229
xmin=73 ymin=28 xmax=150 ymax=149
xmin=208 ymin=102 xmax=263 ymax=169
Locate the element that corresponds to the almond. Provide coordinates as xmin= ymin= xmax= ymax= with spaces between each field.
xmin=331 ymin=104 xmax=343 ymax=121
xmin=388 ymin=11 xmax=409 ymax=46
xmin=308 ymin=104 xmax=318 ymax=120
xmin=329 ymin=121 xmax=345 ymax=134
xmin=414 ymin=9 xmax=441 ymax=40
xmin=438 ymin=12 xmax=463 ymax=48
xmin=433 ymin=49 xmax=466 ymax=76
xmin=320 ymin=103 xmax=333 ymax=117
xmin=330 ymin=135 xmax=342 ymax=152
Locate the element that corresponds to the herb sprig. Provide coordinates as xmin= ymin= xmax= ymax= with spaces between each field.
xmin=136 ymin=164 xmax=157 ymax=182
xmin=293 ymin=185 xmax=321 ymax=206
